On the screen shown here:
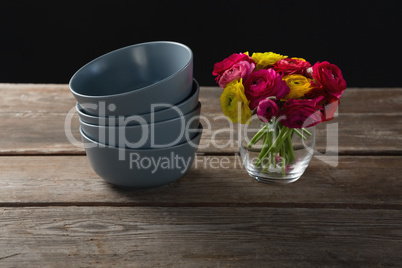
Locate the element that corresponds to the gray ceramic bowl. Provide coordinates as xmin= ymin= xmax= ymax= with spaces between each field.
xmin=70 ymin=41 xmax=193 ymax=116
xmin=80 ymin=124 xmax=203 ymax=188
xmin=77 ymin=79 xmax=200 ymax=126
xmin=80 ymin=103 xmax=201 ymax=149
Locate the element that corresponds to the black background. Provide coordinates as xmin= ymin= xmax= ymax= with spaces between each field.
xmin=0 ymin=0 xmax=400 ymax=87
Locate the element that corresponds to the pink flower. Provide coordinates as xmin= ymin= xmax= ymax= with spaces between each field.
xmin=257 ymin=98 xmax=279 ymax=123
xmin=311 ymin=61 xmax=347 ymax=98
xmin=244 ymin=69 xmax=289 ymax=110
xmin=278 ymin=97 xmax=324 ymax=128
xmin=273 ymin=58 xmax=311 ymax=76
xmin=212 ymin=53 xmax=255 ymax=88
xmin=217 ymin=61 xmax=255 ymax=88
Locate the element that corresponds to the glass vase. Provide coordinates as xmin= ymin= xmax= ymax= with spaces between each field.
xmin=239 ymin=116 xmax=315 ymax=184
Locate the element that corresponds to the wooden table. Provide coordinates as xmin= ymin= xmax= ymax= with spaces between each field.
xmin=0 ymin=84 xmax=401 ymax=266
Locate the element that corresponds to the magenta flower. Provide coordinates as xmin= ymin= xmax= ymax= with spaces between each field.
xmin=257 ymin=98 xmax=279 ymax=123
xmin=244 ymin=68 xmax=289 ymax=110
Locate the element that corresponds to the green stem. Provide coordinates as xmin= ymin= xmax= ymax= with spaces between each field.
xmin=261 ymin=126 xmax=293 ymax=173
xmin=294 ymin=129 xmax=307 ymax=140
xmin=260 ymin=126 xmax=291 ymax=161
xmin=255 ymin=130 xmax=270 ymax=167
xmin=247 ymin=125 xmax=268 ymax=148
xmin=281 ymin=156 xmax=286 ymax=176
xmin=285 ymin=129 xmax=295 ymax=163
xmin=302 ymin=128 xmax=312 ymax=136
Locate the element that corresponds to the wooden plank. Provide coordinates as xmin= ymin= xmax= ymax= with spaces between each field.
xmin=0 ymin=112 xmax=400 ymax=155
xmin=0 ymin=84 xmax=75 ymax=113
xmin=0 ymin=206 xmax=401 ymax=266
xmin=0 ymin=155 xmax=401 ymax=207
xmin=1 ymin=84 xmax=400 ymax=114
xmin=0 ymin=113 xmax=83 ymax=155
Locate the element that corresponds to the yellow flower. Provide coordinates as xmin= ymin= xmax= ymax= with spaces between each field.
xmin=251 ymin=52 xmax=287 ymax=71
xmin=282 ymin=74 xmax=314 ymax=100
xmin=220 ymin=79 xmax=252 ymax=124
xmin=291 ymin=57 xmax=307 ymax=62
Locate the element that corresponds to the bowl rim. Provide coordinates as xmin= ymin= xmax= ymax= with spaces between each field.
xmin=80 ymin=123 xmax=203 ymax=152
xmin=78 ymin=102 xmax=201 ymax=128
xmin=76 ymin=79 xmax=199 ymax=120
xmin=69 ymin=41 xmax=193 ymax=99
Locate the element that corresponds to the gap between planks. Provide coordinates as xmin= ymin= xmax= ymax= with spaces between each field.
xmin=1 ymin=150 xmax=401 ymax=157
xmin=0 ymin=202 xmax=401 ymax=210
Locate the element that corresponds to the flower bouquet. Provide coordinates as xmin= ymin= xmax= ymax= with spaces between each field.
xmin=213 ymin=51 xmax=347 ymax=183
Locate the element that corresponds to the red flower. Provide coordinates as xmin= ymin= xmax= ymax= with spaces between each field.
xmin=311 ymin=61 xmax=347 ymax=98
xmin=320 ymin=97 xmax=340 ymax=122
xmin=273 ymin=58 xmax=311 ymax=76
xmin=304 ymin=86 xmax=340 ymax=122
xmin=278 ymin=97 xmax=324 ymax=128
xmin=244 ymin=69 xmax=289 ymax=110
xmin=257 ymin=98 xmax=279 ymax=123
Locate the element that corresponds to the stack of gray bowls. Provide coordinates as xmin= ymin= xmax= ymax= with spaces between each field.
xmin=69 ymin=41 xmax=202 ymax=188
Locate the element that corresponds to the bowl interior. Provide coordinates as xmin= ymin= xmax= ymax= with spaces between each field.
xmin=70 ymin=41 xmax=192 ymax=97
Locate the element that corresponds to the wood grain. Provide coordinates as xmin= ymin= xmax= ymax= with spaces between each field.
xmin=0 ymin=112 xmax=400 ymax=155
xmin=0 ymin=206 xmax=401 ymax=267
xmin=0 ymin=113 xmax=82 ymax=155
xmin=0 ymin=155 xmax=401 ymax=207
xmin=0 ymin=84 xmax=75 ymax=113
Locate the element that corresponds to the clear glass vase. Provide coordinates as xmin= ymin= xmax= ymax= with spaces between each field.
xmin=239 ymin=116 xmax=315 ymax=184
